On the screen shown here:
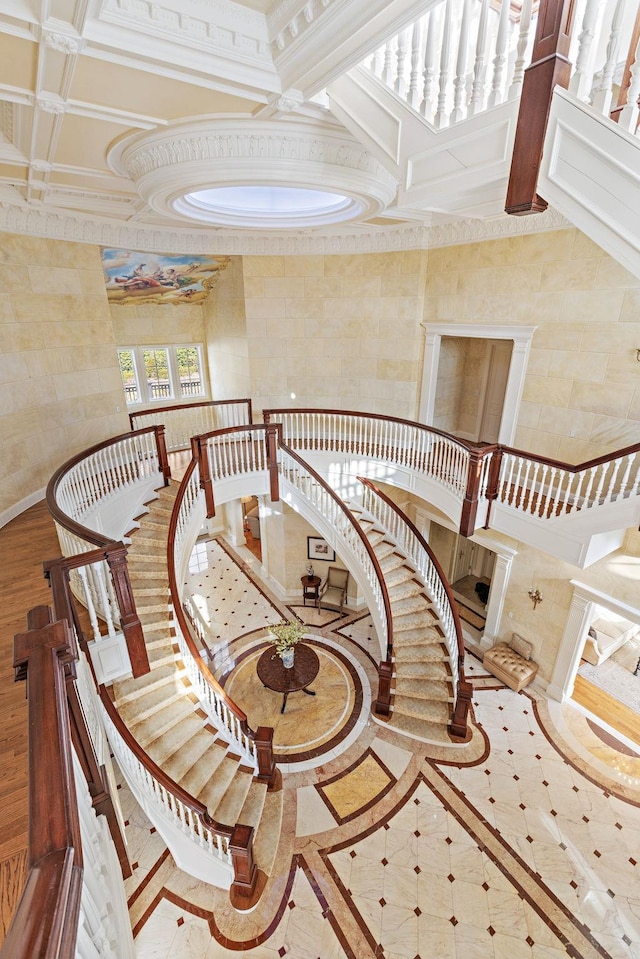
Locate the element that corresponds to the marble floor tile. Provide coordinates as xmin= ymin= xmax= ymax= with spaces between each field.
xmin=117 ymin=535 xmax=640 ymax=958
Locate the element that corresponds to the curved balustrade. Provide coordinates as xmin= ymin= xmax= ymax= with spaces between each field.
xmin=130 ymin=399 xmax=252 ymax=452
xmin=99 ymin=691 xmax=234 ymax=867
xmin=277 ymin=444 xmax=394 ymax=660
xmin=264 ymin=408 xmax=471 ymax=502
xmin=360 ymin=478 xmax=464 ymax=684
xmin=363 ymin=0 xmax=537 ymax=127
xmin=168 ymin=459 xmax=276 ymax=784
xmin=495 ymin=442 xmax=640 ymax=521
xmin=48 ymin=427 xmax=167 ymax=547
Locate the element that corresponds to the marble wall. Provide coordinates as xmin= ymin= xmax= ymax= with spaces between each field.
xmin=202 ymin=256 xmax=251 ymax=401
xmin=0 ymin=233 xmax=128 ymax=524
xmin=242 ymin=251 xmax=428 ymax=419
xmin=424 ymin=228 xmax=640 ymax=461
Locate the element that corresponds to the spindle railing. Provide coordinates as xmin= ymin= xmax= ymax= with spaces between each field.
xmin=493 ymin=442 xmax=640 ymax=522
xmin=362 ymin=0 xmax=640 ymax=138
xmin=168 ymin=457 xmax=276 ymax=785
xmin=130 ymin=398 xmax=252 ymax=452
xmin=364 ymin=0 xmax=537 ymax=128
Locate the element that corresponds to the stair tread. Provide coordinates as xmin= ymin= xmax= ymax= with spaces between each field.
xmin=180 ymin=741 xmax=232 ymax=797
xmin=212 ymin=769 xmax=253 ymax=825
xmin=131 ymin=697 xmax=197 ymax=747
xmin=389 ymin=712 xmax=453 ymax=744
xmin=394 ymin=677 xmax=453 ymax=701
xmin=145 ymin=714 xmax=210 ymax=766
xmin=393 ymin=696 xmax=450 ymax=723
xmin=160 ymin=727 xmax=224 ymax=782
xmin=197 ymin=756 xmax=243 ymax=816
xmin=238 ymin=780 xmax=268 ymax=829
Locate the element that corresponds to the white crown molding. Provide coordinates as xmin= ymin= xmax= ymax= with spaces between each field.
xmin=99 ymin=0 xmax=271 ymax=62
xmin=0 ymin=202 xmax=572 ymax=254
xmin=110 ymin=118 xmax=399 ymax=226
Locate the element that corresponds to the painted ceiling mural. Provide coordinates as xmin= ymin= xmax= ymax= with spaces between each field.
xmin=101 ymin=249 xmax=230 ymax=305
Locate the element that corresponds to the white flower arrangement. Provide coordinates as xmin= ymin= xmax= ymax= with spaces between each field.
xmin=268 ymin=620 xmax=306 ymax=658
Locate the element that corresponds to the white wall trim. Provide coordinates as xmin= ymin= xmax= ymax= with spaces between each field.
xmin=0 ymin=203 xmax=571 ymax=255
xmin=418 ymin=323 xmax=537 ymax=445
xmin=0 ymin=488 xmax=45 ymax=530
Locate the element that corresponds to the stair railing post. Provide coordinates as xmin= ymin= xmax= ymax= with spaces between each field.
xmin=192 ymin=434 xmax=216 ymax=518
xmin=374 ymin=659 xmax=393 ymax=717
xmin=229 ymin=824 xmax=258 ymax=904
xmin=265 ymin=423 xmax=281 ymax=503
xmin=106 ymin=546 xmax=150 ymax=678
xmin=483 ymin=447 xmax=504 ymax=529
xmin=254 ymin=726 xmax=278 ymax=788
xmin=154 ymin=424 xmax=171 ymax=485
xmin=450 ymin=679 xmax=473 ymax=739
xmin=459 ymin=446 xmax=486 ymax=537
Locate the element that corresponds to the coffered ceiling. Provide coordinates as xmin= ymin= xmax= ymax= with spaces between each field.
xmin=0 ymin=0 xmax=522 ymax=249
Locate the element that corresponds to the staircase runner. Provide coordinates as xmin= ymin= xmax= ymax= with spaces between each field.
xmin=110 ymin=483 xmax=282 ymax=886
xmin=348 ymin=503 xmax=456 ymax=744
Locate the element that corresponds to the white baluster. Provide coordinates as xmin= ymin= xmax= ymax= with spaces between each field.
xmin=371 ymin=44 xmax=384 ymax=78
xmin=569 ymin=0 xmax=608 ymax=102
xmin=382 ymin=37 xmax=396 ymax=88
xmin=434 ymin=0 xmax=453 ymax=128
xmin=488 ymin=0 xmax=511 ymax=107
xmin=420 ymin=0 xmax=440 ymax=120
xmin=451 ymin=0 xmax=472 ymax=122
xmin=619 ymin=31 xmax=640 ymax=133
xmin=408 ymin=20 xmax=424 ymax=109
xmin=78 ymin=566 xmax=102 ymax=642
xmin=508 ymin=0 xmax=534 ymax=100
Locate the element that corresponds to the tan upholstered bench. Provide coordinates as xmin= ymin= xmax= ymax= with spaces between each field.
xmin=483 ymin=633 xmax=538 ymax=693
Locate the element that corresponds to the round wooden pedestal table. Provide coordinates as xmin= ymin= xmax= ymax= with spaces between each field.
xmin=256 ymin=642 xmax=319 ymax=714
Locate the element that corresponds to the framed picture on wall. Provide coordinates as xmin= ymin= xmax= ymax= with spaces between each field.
xmin=307 ymin=536 xmax=335 ymax=563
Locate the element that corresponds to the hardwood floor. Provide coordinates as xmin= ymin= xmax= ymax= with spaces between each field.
xmin=0 ymin=501 xmax=62 ymax=941
xmin=572 ymin=673 xmax=640 ymax=747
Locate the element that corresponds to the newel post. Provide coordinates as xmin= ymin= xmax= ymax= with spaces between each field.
xmin=450 ymin=680 xmax=473 ymax=740
xmin=254 ymin=726 xmax=278 ymax=789
xmin=459 ymin=447 xmax=486 ymax=538
xmin=505 ymin=0 xmax=576 ymax=215
xmin=374 ymin=659 xmax=393 ymax=716
xmin=107 ymin=547 xmax=150 ymax=678
xmin=229 ymin=823 xmax=258 ymax=905
xmin=191 ymin=435 xmax=215 ymax=518
xmin=155 ymin=424 xmax=171 ymax=485
xmin=265 ymin=424 xmax=280 ymax=503
xmin=483 ymin=447 xmax=504 ymax=530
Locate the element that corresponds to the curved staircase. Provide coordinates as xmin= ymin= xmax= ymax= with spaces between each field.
xmin=349 ymin=504 xmax=456 ymax=743
xmin=111 ymin=484 xmax=282 ymax=886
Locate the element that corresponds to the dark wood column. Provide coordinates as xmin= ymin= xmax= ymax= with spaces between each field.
xmin=505 ymin=0 xmax=577 ymax=215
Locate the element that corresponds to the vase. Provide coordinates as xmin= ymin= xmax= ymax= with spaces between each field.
xmin=281 ymin=647 xmax=295 ymax=669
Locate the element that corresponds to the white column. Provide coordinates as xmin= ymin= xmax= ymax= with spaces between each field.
xmin=547 ymin=587 xmax=594 ymax=702
xmin=418 ymin=328 xmax=441 ymax=424
xmin=481 ymin=545 xmax=515 ymax=649
xmin=226 ymin=499 xmax=246 ymax=547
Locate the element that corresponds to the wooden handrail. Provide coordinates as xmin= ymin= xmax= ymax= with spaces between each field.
xmin=98 ymin=688 xmax=233 ymax=838
xmin=3 ymin=607 xmax=84 ymax=959
xmin=167 ymin=458 xmax=276 ymax=788
xmin=610 ymin=3 xmax=640 ymax=125
xmin=46 ymin=426 xmax=170 ymax=548
xmin=279 ymin=442 xmax=395 ymax=660
xmin=129 ymin=397 xmax=253 ymax=426
xmin=494 ymin=439 xmax=640 ymax=476
xmin=358 ymin=478 xmax=470 ymax=738
xmin=263 ymin=406 xmax=479 ymax=451
xmin=358 ymin=478 xmax=466 ymax=666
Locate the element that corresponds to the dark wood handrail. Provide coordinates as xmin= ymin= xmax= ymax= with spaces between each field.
xmin=279 ymin=442 xmax=395 ymax=660
xmin=46 ymin=426 xmax=170 ymax=548
xmin=263 ymin=406 xmax=480 ymax=452
xmin=496 ymin=439 xmax=640 ymax=476
xmin=358 ymin=477 xmax=465 ymax=666
xmin=98 ymin=688 xmax=233 ymax=838
xmin=359 ymin=478 xmax=471 ymax=739
xmin=129 ymin=397 xmax=253 ymax=430
xmin=3 ymin=607 xmax=84 ymax=959
xmin=167 ymin=457 xmax=276 ymax=787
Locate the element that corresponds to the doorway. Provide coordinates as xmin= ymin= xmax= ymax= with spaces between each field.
xmin=428 ymin=520 xmax=496 ymax=640
xmin=419 ymin=323 xmax=536 ymax=445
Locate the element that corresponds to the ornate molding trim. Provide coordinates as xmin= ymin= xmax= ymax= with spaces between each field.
xmin=117 ymin=123 xmax=396 ymax=184
xmin=100 ymin=0 xmax=270 ymax=61
xmin=269 ymin=0 xmax=340 ymax=58
xmin=0 ymin=203 xmax=573 ymax=255
xmin=43 ymin=31 xmax=80 ymax=55
xmin=35 ymin=95 xmax=67 ymax=115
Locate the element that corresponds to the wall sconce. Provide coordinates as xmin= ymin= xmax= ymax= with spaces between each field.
xmin=528 ymin=587 xmax=543 ymax=609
